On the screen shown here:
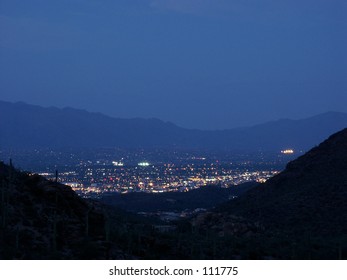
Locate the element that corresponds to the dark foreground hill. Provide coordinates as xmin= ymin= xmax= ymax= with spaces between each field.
xmin=0 ymin=162 xmax=128 ymax=259
xmin=218 ymin=128 xmax=347 ymax=236
xmin=101 ymin=182 xmax=257 ymax=213
xmin=1 ymin=100 xmax=347 ymax=151
xmin=181 ymin=128 xmax=347 ymax=259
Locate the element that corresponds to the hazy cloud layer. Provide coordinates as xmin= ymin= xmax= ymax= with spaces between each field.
xmin=0 ymin=15 xmax=108 ymax=51
xmin=149 ymin=0 xmax=347 ymax=23
xmin=0 ymin=0 xmax=346 ymax=129
xmin=150 ymin=0 xmax=227 ymax=14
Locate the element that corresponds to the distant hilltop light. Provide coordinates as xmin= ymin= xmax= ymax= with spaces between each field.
xmin=281 ymin=149 xmax=294 ymax=154
xmin=112 ymin=161 xmax=124 ymax=166
xmin=138 ymin=162 xmax=150 ymax=166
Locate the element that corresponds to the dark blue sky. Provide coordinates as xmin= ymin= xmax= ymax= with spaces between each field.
xmin=1 ymin=0 xmax=346 ymax=129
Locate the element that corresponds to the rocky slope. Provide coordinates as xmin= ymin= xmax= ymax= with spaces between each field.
xmin=218 ymin=128 xmax=347 ymax=236
xmin=0 ymin=162 xmax=125 ymax=259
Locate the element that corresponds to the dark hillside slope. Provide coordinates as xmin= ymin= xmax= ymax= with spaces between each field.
xmin=219 ymin=128 xmax=347 ymax=236
xmin=102 ymin=182 xmax=257 ymax=212
xmin=0 ymin=162 xmax=124 ymax=259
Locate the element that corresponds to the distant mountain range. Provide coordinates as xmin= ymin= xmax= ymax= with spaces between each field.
xmin=1 ymin=100 xmax=347 ymax=151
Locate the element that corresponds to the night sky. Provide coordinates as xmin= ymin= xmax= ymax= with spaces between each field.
xmin=1 ymin=0 xmax=346 ymax=129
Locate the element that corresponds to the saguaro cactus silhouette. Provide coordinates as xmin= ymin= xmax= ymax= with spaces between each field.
xmin=104 ymin=209 xmax=110 ymax=242
xmin=0 ymin=179 xmax=6 ymax=229
xmin=85 ymin=207 xmax=92 ymax=238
